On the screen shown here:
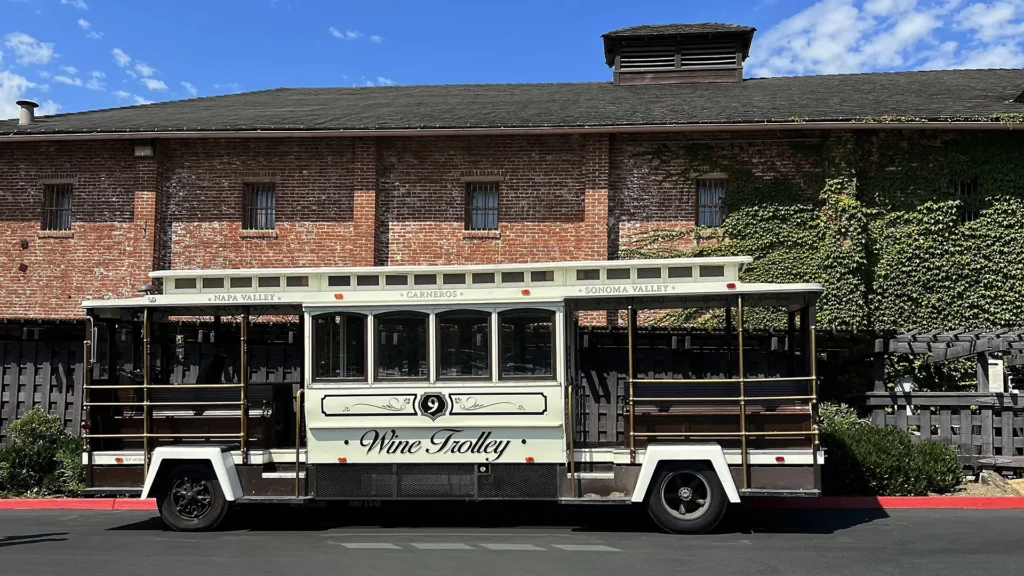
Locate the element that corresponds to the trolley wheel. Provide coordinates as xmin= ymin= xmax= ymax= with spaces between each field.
xmin=157 ymin=463 xmax=229 ymax=532
xmin=647 ymin=463 xmax=728 ymax=534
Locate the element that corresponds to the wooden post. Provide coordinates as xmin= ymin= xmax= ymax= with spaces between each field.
xmin=872 ymin=353 xmax=886 ymax=393
xmin=977 ymin=352 xmax=990 ymax=393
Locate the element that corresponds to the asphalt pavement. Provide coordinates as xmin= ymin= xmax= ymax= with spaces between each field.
xmin=2 ymin=502 xmax=1022 ymax=575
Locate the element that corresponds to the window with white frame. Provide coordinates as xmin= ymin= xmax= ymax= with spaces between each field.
xmin=375 ymin=311 xmax=428 ymax=380
xmin=313 ymin=313 xmax=367 ymax=380
xmin=436 ymin=310 xmax=491 ymax=379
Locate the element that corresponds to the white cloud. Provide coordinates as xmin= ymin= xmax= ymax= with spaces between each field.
xmin=77 ymin=18 xmax=103 ymax=40
xmin=329 ymin=26 xmax=362 ymax=40
xmin=956 ymin=1 xmax=1024 ymax=41
xmin=214 ymin=82 xmax=242 ymax=93
xmin=38 ymin=70 xmax=51 ymax=79
xmin=749 ymin=0 xmax=1024 ymax=76
xmin=370 ymin=35 xmax=384 ymax=43
xmin=53 ymin=74 xmax=82 ymax=86
xmin=113 ymin=89 xmax=132 ymax=99
xmin=86 ymin=71 xmax=105 ymax=91
xmin=133 ymin=95 xmax=153 ymax=105
xmin=4 ymin=32 xmax=56 ymax=65
xmin=376 ymin=76 xmax=395 ymax=86
xmin=112 ymin=48 xmax=131 ymax=67
xmin=0 ymin=70 xmax=60 ymax=119
xmin=60 ymin=65 xmax=78 ymax=75
xmin=61 ymin=0 xmax=88 ymax=9
xmin=143 ymin=78 xmax=167 ymax=91
xmin=180 ymin=81 xmax=198 ymax=97
xmin=134 ymin=62 xmax=156 ymax=77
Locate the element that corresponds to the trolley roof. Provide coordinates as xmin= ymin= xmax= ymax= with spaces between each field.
xmin=82 ymin=257 xmax=822 ymax=312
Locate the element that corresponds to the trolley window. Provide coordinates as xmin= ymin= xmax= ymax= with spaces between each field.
xmin=313 ymin=313 xmax=367 ymax=380
xmin=499 ymin=309 xmax=555 ymax=378
xmin=437 ymin=310 xmax=491 ymax=380
xmin=375 ymin=312 xmax=428 ymax=380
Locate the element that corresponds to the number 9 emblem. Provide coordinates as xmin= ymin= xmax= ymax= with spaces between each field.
xmin=418 ymin=393 xmax=448 ymax=421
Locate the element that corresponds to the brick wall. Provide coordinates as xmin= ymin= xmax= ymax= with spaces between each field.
xmin=376 ymin=134 xmax=608 ymax=265
xmin=609 ymin=131 xmax=824 ymax=253
xmin=0 ymin=141 xmax=158 ymax=318
xmin=161 ymin=138 xmax=367 ymax=269
xmin=2 ymin=131 xmax=837 ymax=319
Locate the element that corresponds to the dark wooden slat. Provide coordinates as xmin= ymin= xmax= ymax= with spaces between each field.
xmin=981 ymin=407 xmax=994 ymax=456
xmin=1002 ymin=408 xmax=1014 ymax=456
xmin=939 ymin=408 xmax=952 ymax=444
xmin=56 ymin=342 xmax=71 ymax=429
xmin=0 ymin=342 xmax=9 ymax=445
xmin=40 ymin=343 xmax=53 ymax=415
xmin=919 ymin=406 xmax=932 ymax=441
xmin=24 ymin=341 xmax=38 ymax=415
xmin=68 ymin=343 xmax=83 ymax=437
xmin=960 ymin=409 xmax=974 ymax=457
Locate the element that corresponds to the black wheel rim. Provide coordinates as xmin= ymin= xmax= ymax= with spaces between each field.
xmin=660 ymin=470 xmax=711 ymax=520
xmin=170 ymin=476 xmax=214 ymax=520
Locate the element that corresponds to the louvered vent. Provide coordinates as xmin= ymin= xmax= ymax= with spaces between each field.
xmin=603 ymin=23 xmax=755 ymax=85
xmin=678 ymin=39 xmax=738 ymax=68
xmin=619 ymin=42 xmax=676 ymax=71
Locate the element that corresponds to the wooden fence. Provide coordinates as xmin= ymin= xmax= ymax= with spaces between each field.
xmin=864 ymin=392 xmax=1024 ymax=464
xmin=0 ymin=340 xmax=84 ymax=446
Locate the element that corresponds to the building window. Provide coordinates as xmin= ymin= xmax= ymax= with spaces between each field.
xmin=466 ymin=182 xmax=499 ymax=231
xmin=954 ymin=178 xmax=980 ymax=223
xmin=499 ymin=309 xmax=555 ymax=378
xmin=243 ymin=182 xmax=276 ymax=230
xmin=437 ymin=310 xmax=491 ymax=379
xmin=314 ymin=313 xmax=367 ymax=380
xmin=375 ymin=312 xmax=428 ymax=380
xmin=41 ymin=183 xmax=73 ymax=231
xmin=696 ymin=177 xmax=727 ymax=227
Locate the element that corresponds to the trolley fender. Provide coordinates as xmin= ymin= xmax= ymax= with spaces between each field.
xmin=140 ymin=446 xmax=243 ymax=501
xmin=630 ymin=444 xmax=741 ymax=504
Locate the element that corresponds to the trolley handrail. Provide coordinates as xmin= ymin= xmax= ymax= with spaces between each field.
xmin=295 ymin=388 xmax=304 ymax=498
xmin=624 ymin=294 xmax=820 ymax=491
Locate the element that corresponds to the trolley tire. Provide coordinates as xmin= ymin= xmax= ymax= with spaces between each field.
xmin=647 ymin=463 xmax=728 ymax=535
xmin=156 ymin=463 xmax=230 ymax=532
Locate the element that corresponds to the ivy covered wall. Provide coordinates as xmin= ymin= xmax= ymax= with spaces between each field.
xmin=613 ymin=129 xmax=1024 ymax=337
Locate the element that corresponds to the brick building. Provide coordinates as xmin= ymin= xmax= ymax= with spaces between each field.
xmin=1 ymin=22 xmax=1023 ymax=323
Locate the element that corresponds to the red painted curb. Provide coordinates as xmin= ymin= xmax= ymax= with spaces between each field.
xmin=745 ymin=496 xmax=1024 ymax=510
xmin=0 ymin=498 xmax=156 ymax=510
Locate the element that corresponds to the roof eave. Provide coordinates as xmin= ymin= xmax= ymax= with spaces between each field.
xmin=0 ymin=119 xmax=1021 ymax=142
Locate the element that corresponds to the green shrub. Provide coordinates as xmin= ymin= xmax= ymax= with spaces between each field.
xmin=0 ymin=408 xmax=83 ymax=497
xmin=818 ymin=402 xmax=866 ymax=435
xmin=823 ymin=424 xmax=921 ymax=495
xmin=913 ymin=440 xmax=961 ymax=494
xmin=822 ymin=420 xmax=963 ymax=496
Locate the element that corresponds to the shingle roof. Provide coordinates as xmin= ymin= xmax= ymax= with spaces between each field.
xmin=602 ymin=23 xmax=756 ymax=37
xmin=2 ymin=69 xmax=1023 ymax=137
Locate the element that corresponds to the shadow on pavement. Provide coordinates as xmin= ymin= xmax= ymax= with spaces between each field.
xmin=107 ymin=501 xmax=889 ymax=535
xmin=0 ymin=532 xmax=70 ymax=548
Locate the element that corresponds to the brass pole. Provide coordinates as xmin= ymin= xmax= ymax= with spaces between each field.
xmin=809 ymin=309 xmax=820 ymax=482
xmin=627 ymin=306 xmax=636 ymax=464
xmin=568 ymin=379 xmax=576 ymax=498
xmin=295 ymin=388 xmax=304 ymax=498
xmin=240 ymin=308 xmax=249 ymax=464
xmin=737 ymin=295 xmax=748 ymax=490
xmin=142 ymin=309 xmax=151 ymax=479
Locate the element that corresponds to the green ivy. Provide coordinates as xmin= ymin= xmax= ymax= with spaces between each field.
xmin=621 ymin=131 xmax=1024 ymax=388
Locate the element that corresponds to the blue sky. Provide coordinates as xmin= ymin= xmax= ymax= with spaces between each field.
xmin=1 ymin=0 xmax=1023 ymax=119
